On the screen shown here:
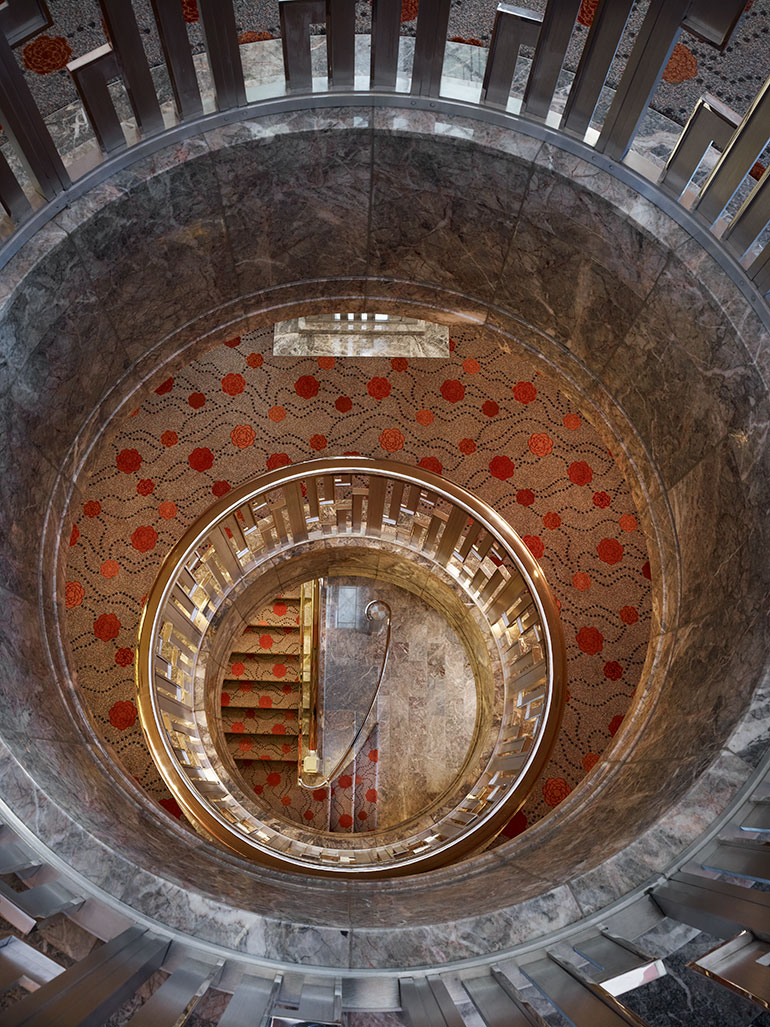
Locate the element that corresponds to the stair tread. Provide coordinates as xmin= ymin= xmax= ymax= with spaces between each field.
xmin=221 ymin=686 xmax=299 ymax=709
xmin=231 ymin=632 xmax=300 ymax=655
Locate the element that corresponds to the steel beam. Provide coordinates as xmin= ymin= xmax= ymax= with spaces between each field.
xmin=481 ymin=5 xmax=542 ymax=109
xmin=99 ymin=0 xmax=165 ymax=136
xmin=150 ymin=0 xmax=203 ymax=120
xmin=280 ymin=0 xmax=327 ymax=93
xmin=326 ymin=0 xmax=356 ymax=89
xmin=218 ymin=973 xmax=281 ymax=1027
xmin=722 ymin=165 xmax=770 ymax=260
xmin=653 ymin=871 xmax=770 ymax=940
xmin=560 ymin=0 xmax=634 ymax=138
xmin=410 ymin=0 xmax=451 ymax=97
xmin=700 ymin=840 xmax=770 ymax=884
xmin=463 ymin=969 xmax=548 ymax=1025
xmin=682 ymin=0 xmax=751 ymax=51
xmin=198 ymin=0 xmax=247 ymax=108
xmin=688 ymin=932 xmax=770 ymax=1010
xmin=596 ymin=0 xmax=689 ymax=162
xmin=695 ymin=74 xmax=770 ymax=226
xmin=370 ymin=0 xmax=401 ymax=90
xmin=520 ymin=953 xmax=650 ymax=1025
xmin=660 ymin=93 xmax=740 ymax=199
xmin=0 ymin=26 xmax=69 ymax=199
xmin=522 ymin=0 xmax=581 ymax=121
xmin=67 ymin=45 xmax=125 ymax=155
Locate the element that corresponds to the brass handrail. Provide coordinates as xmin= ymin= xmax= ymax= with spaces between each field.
xmin=299 ymin=597 xmax=392 ymax=790
xmin=135 ymin=458 xmax=567 ymax=877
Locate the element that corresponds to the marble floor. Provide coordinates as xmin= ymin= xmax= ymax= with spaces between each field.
xmin=322 ymin=575 xmax=478 ymax=830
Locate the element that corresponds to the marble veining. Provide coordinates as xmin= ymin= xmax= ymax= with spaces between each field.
xmin=0 ymin=104 xmax=765 ymax=970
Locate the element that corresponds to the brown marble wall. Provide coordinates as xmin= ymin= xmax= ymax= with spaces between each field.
xmin=0 ymin=106 xmax=767 ymax=968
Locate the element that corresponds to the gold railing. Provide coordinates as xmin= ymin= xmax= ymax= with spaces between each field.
xmin=135 ymin=458 xmax=566 ymax=876
xmin=298 ymin=576 xmax=321 ymax=778
xmin=298 ymin=591 xmax=392 ymax=790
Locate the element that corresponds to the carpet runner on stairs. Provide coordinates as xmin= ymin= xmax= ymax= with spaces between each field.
xmin=221 ymin=595 xmax=379 ymax=833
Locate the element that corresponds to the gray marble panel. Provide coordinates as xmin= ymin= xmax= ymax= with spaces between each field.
xmin=494 ymin=214 xmax=647 ymax=370
xmin=210 ymin=118 xmax=372 ymax=299
xmin=604 ymin=253 xmax=765 ymax=491
xmin=668 ymin=442 xmax=770 ymax=629
xmin=349 ymin=884 xmax=583 ymax=967
xmin=369 ymin=132 xmax=529 ymax=304
xmin=60 ymin=149 xmax=240 ymax=361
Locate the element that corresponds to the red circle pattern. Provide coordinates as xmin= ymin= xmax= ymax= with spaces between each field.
xmin=65 ymin=324 xmax=651 ymax=834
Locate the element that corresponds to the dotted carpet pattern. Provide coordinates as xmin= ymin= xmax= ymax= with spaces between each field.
xmin=64 ymin=324 xmax=652 ymax=840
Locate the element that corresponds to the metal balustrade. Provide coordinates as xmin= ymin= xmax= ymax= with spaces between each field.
xmin=0 ymin=0 xmax=767 ymax=298
xmin=136 ymin=457 xmax=566 ymax=876
xmin=0 ymin=754 xmax=766 ymax=1022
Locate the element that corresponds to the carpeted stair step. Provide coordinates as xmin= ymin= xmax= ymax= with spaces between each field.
xmin=231 ymin=627 xmax=300 ymax=655
xmin=247 ymin=598 xmax=301 ymax=627
xmin=222 ymin=709 xmax=299 ymax=735
xmin=221 ymin=682 xmax=299 ymax=709
xmin=228 ymin=736 xmax=298 ymax=762
xmin=223 ymin=654 xmax=300 ymax=683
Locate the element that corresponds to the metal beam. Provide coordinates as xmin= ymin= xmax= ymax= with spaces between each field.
xmin=410 ymin=0 xmax=451 ymax=97
xmin=722 ymin=164 xmax=770 ymax=260
xmin=695 ymin=74 xmax=770 ymax=226
xmin=522 ymin=0 xmax=582 ymax=121
xmin=218 ymin=973 xmax=281 ymax=1027
xmin=99 ymin=0 xmax=165 ymax=136
xmin=0 ymin=26 xmax=70 ymax=200
xmin=700 ymin=840 xmax=770 ymax=884
xmin=150 ymin=0 xmax=203 ymax=120
xmin=596 ymin=0 xmax=689 ymax=162
xmin=125 ymin=961 xmax=221 ymax=1026
xmin=370 ymin=0 xmax=401 ymax=90
xmin=67 ymin=45 xmax=125 ymax=155
xmin=280 ymin=0 xmax=327 ymax=93
xmin=481 ymin=4 xmax=542 ymax=109
xmin=326 ymin=0 xmax=356 ymax=90
xmin=198 ymin=0 xmax=247 ymax=108
xmin=653 ymin=871 xmax=770 ymax=940
xmin=463 ymin=969 xmax=548 ymax=1025
xmin=688 ymin=932 xmax=770 ymax=1009
xmin=682 ymin=0 xmax=750 ymax=51
xmin=560 ymin=0 xmax=635 ymax=138
xmin=520 ymin=953 xmax=651 ymax=1025
xmin=659 ymin=93 xmax=740 ymax=199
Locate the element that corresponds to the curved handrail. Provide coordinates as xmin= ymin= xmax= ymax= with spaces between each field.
xmin=299 ymin=598 xmax=392 ymax=790
xmin=135 ymin=457 xmax=567 ymax=876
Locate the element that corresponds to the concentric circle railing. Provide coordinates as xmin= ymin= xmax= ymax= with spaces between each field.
xmin=0 ymin=2 xmax=769 ymax=299
xmin=135 ymin=458 xmax=566 ymax=876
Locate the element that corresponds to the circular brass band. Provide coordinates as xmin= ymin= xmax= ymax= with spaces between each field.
xmin=135 ymin=457 xmax=567 ymax=877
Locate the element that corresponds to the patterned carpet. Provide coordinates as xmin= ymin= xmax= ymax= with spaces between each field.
xmin=11 ymin=0 xmax=769 ymax=136
xmin=64 ymin=323 xmax=652 ymax=841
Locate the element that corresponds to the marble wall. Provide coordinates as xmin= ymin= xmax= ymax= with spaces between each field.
xmin=0 ymin=104 xmax=768 ymax=970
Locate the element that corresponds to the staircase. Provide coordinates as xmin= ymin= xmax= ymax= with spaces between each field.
xmin=220 ymin=595 xmax=379 ymax=833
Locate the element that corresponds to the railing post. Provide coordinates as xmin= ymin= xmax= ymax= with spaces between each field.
xmin=0 ymin=27 xmax=70 ymax=201
xmin=410 ymin=0 xmax=451 ymax=97
xmin=481 ymin=4 xmax=542 ymax=109
xmin=596 ymin=0 xmax=689 ymax=162
xmin=150 ymin=0 xmax=204 ymax=120
xmin=370 ymin=0 xmax=401 ymax=90
xmin=99 ymin=0 xmax=165 ymax=136
xmin=521 ymin=0 xmax=581 ymax=121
